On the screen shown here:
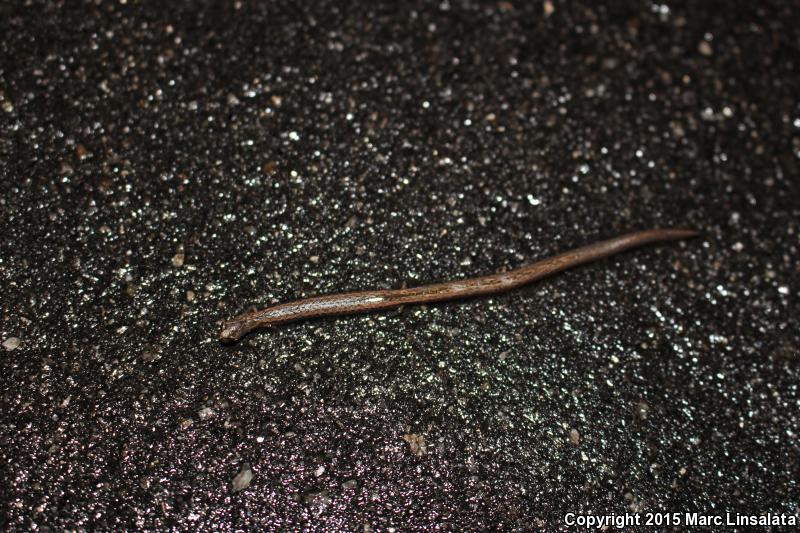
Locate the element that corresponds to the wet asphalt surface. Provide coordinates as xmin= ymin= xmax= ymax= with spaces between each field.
xmin=2 ymin=1 xmax=799 ymax=530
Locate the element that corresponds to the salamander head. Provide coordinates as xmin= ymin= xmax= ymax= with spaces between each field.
xmin=218 ymin=317 xmax=254 ymax=343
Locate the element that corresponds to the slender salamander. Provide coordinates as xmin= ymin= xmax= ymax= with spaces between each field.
xmin=219 ymin=228 xmax=697 ymax=342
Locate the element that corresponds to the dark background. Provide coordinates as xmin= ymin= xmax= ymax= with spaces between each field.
xmin=2 ymin=1 xmax=798 ymax=530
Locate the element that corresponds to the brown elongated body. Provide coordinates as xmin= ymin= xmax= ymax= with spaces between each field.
xmin=219 ymin=228 xmax=697 ymax=342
